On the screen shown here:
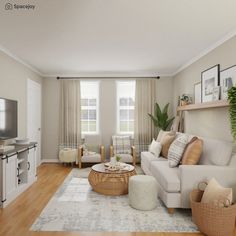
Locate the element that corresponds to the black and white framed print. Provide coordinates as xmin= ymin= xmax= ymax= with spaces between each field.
xmin=220 ymin=65 xmax=236 ymax=100
xmin=201 ymin=64 xmax=220 ymax=103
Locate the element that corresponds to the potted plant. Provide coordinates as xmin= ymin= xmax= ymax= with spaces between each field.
xmin=148 ymin=103 xmax=175 ymax=131
xmin=228 ymin=86 xmax=236 ymax=140
xmin=180 ymin=94 xmax=191 ymax=106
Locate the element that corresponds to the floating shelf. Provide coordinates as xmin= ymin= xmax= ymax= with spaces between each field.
xmin=177 ymin=100 xmax=229 ymax=111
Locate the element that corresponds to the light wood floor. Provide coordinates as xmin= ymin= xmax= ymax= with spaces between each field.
xmin=0 ymin=163 xmax=234 ymax=236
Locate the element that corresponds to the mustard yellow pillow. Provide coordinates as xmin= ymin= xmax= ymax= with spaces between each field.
xmin=181 ymin=137 xmax=203 ymax=165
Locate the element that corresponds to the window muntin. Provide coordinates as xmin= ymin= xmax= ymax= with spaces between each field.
xmin=116 ymin=81 xmax=135 ymax=134
xmin=80 ymin=81 xmax=99 ymax=134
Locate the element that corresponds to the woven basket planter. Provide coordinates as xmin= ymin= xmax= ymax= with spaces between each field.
xmin=190 ymin=189 xmax=236 ymax=236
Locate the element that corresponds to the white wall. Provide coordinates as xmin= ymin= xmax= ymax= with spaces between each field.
xmin=42 ymin=77 xmax=173 ymax=160
xmin=173 ymin=36 xmax=236 ymax=143
xmin=0 ymin=50 xmax=43 ymax=140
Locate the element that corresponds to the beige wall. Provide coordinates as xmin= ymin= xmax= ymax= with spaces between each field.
xmin=0 ymin=50 xmax=43 ymax=140
xmin=42 ymin=77 xmax=173 ymax=160
xmin=173 ymin=36 xmax=236 ymax=142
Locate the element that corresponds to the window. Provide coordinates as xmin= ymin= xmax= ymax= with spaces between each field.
xmin=117 ymin=81 xmax=135 ymax=134
xmin=0 ymin=99 xmax=5 ymax=130
xmin=81 ymin=81 xmax=99 ymax=134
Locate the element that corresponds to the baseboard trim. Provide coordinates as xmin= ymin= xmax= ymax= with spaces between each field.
xmin=41 ymin=159 xmax=60 ymax=163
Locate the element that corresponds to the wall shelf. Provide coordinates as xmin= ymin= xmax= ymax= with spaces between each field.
xmin=177 ymin=100 xmax=229 ymax=111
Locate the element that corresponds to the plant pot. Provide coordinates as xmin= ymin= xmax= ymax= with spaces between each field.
xmin=181 ymin=100 xmax=188 ymax=106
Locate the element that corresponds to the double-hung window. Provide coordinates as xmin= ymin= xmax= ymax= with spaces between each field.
xmin=116 ymin=81 xmax=135 ymax=134
xmin=0 ymin=99 xmax=5 ymax=130
xmin=81 ymin=81 xmax=99 ymax=134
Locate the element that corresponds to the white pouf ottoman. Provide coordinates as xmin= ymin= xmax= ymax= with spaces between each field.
xmin=59 ymin=148 xmax=77 ymax=163
xmin=129 ymin=175 xmax=158 ymax=210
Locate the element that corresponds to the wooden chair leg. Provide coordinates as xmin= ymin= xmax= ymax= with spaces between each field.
xmin=167 ymin=208 xmax=175 ymax=215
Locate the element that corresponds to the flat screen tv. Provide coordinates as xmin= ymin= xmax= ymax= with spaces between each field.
xmin=0 ymin=98 xmax=17 ymax=140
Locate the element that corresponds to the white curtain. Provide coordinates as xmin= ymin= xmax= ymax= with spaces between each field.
xmin=59 ymin=79 xmax=81 ymax=149
xmin=134 ymin=79 xmax=158 ymax=154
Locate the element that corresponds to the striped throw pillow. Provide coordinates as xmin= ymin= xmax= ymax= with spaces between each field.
xmin=112 ymin=135 xmax=131 ymax=154
xmin=168 ymin=134 xmax=189 ymax=167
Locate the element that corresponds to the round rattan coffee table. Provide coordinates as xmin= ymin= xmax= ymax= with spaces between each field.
xmin=88 ymin=163 xmax=136 ymax=196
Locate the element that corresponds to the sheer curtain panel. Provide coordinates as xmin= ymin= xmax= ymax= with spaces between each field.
xmin=59 ymin=79 xmax=81 ymax=149
xmin=134 ymin=79 xmax=158 ymax=154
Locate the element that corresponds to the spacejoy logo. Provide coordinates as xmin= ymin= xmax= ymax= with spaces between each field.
xmin=5 ymin=2 xmax=35 ymax=10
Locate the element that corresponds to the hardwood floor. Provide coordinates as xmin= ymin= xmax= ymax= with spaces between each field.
xmin=0 ymin=163 xmax=234 ymax=236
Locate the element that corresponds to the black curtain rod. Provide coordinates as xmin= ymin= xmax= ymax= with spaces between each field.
xmin=57 ymin=76 xmax=160 ymax=80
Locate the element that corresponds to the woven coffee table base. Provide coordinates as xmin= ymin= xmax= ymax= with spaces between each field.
xmin=88 ymin=168 xmax=136 ymax=196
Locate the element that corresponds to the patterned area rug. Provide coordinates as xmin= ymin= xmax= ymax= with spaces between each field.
xmin=31 ymin=168 xmax=198 ymax=232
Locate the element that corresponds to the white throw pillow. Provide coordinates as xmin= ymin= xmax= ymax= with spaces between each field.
xmin=168 ymin=134 xmax=189 ymax=167
xmin=149 ymin=139 xmax=162 ymax=157
xmin=201 ymin=178 xmax=232 ymax=207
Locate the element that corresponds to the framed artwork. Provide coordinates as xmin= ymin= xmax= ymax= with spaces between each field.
xmin=201 ymin=64 xmax=220 ymax=102
xmin=212 ymin=86 xmax=220 ymax=101
xmin=220 ymin=65 xmax=236 ymax=100
xmin=194 ymin=82 xmax=201 ymax=104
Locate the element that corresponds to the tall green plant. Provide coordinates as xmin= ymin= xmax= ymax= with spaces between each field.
xmin=148 ymin=103 xmax=175 ymax=131
xmin=228 ymin=86 xmax=236 ymax=140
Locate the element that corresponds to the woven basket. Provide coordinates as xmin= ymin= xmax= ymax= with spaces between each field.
xmin=190 ymin=189 xmax=236 ymax=236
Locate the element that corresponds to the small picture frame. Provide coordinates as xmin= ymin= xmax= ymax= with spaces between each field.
xmin=194 ymin=82 xmax=201 ymax=104
xmin=201 ymin=64 xmax=220 ymax=103
xmin=220 ymin=65 xmax=236 ymax=100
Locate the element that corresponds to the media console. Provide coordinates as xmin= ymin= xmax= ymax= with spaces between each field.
xmin=0 ymin=142 xmax=37 ymax=208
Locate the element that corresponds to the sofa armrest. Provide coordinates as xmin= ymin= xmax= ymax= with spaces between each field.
xmin=180 ymin=165 xmax=236 ymax=208
xmin=78 ymin=145 xmax=83 ymax=167
xmin=131 ymin=146 xmax=136 ymax=166
xmin=110 ymin=145 xmax=114 ymax=158
xmin=100 ymin=145 xmax=105 ymax=162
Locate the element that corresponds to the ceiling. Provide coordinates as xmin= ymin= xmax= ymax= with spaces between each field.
xmin=0 ymin=0 xmax=236 ymax=77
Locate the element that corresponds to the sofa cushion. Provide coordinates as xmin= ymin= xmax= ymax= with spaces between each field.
xmin=199 ymin=137 xmax=233 ymax=166
xmin=116 ymin=154 xmax=133 ymax=163
xmin=81 ymin=154 xmax=101 ymax=163
xmin=150 ymin=161 xmax=180 ymax=193
xmin=141 ymin=152 xmax=167 ymax=170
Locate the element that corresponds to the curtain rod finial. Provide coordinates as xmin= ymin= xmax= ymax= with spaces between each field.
xmin=57 ymin=76 xmax=60 ymax=80
xmin=157 ymin=76 xmax=160 ymax=79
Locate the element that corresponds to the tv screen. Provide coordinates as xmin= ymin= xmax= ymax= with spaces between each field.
xmin=0 ymin=98 xmax=17 ymax=140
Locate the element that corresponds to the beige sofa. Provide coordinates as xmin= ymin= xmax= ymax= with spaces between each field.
xmin=141 ymin=133 xmax=236 ymax=212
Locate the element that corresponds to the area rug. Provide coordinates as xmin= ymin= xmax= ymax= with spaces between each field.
xmin=31 ymin=168 xmax=198 ymax=232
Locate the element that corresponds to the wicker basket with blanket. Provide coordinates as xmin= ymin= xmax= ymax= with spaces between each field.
xmin=190 ymin=188 xmax=236 ymax=236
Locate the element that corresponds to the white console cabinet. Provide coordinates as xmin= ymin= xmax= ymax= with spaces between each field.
xmin=0 ymin=143 xmax=37 ymax=208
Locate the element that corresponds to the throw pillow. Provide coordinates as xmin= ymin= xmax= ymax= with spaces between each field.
xmin=181 ymin=137 xmax=203 ymax=165
xmin=112 ymin=135 xmax=131 ymax=154
xmin=84 ymin=144 xmax=100 ymax=154
xmin=168 ymin=134 xmax=189 ymax=167
xmin=149 ymin=139 xmax=162 ymax=157
xmin=157 ymin=130 xmax=175 ymax=142
xmin=201 ymin=178 xmax=233 ymax=207
xmin=160 ymin=133 xmax=176 ymax=158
